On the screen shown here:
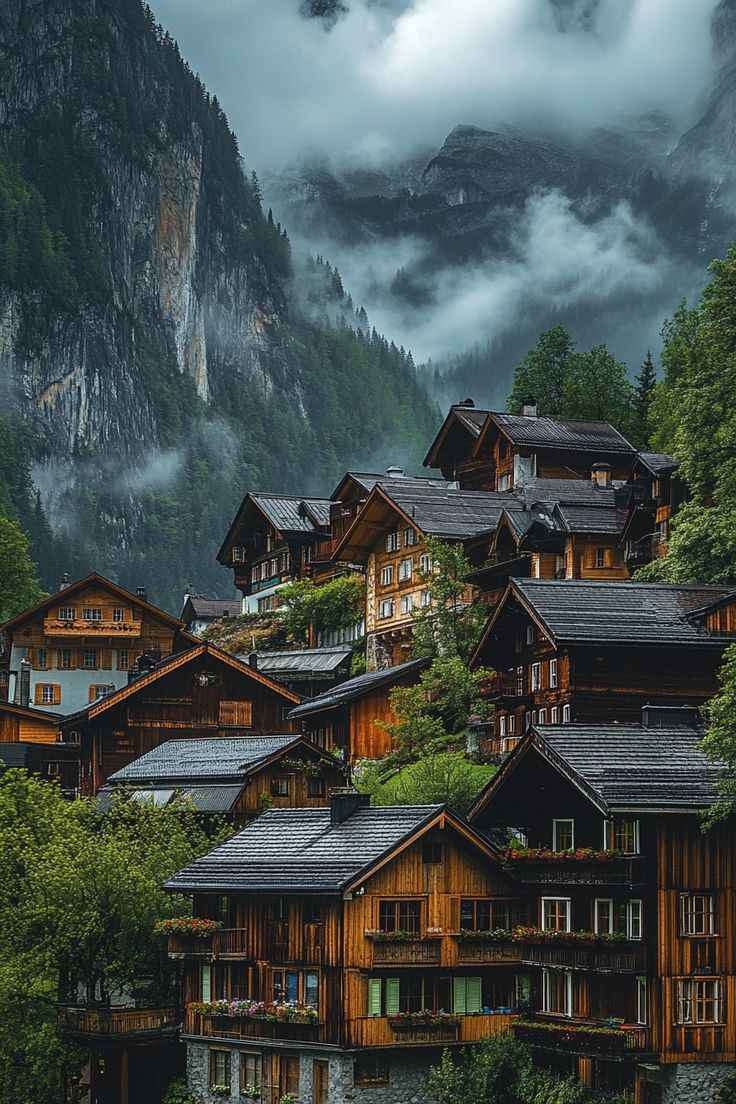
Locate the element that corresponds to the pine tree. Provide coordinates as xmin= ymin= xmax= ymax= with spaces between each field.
xmin=632 ymin=350 xmax=657 ymax=450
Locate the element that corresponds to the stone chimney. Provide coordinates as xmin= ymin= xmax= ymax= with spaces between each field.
xmin=59 ymin=573 xmax=70 ymax=591
xmin=591 ymin=462 xmax=612 ymax=488
xmin=522 ymin=395 xmax=538 ymax=418
xmin=19 ymin=659 xmax=30 ymax=709
xmin=136 ymin=585 xmax=147 ymax=601
xmin=330 ymin=789 xmax=370 ymax=825
xmin=386 ymin=466 xmax=405 ymax=479
xmin=456 ymin=397 xmax=475 ymax=408
xmin=248 ymin=652 xmax=258 ymax=670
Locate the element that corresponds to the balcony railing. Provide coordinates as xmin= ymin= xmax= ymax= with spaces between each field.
xmin=184 ymin=1010 xmax=325 ymax=1044
xmin=348 ymin=1012 xmax=516 ymax=1049
xmin=57 ymin=1005 xmax=179 ymax=1039
xmin=513 ymin=1019 xmax=649 ymax=1058
xmin=507 ymin=856 xmax=643 ymax=886
xmin=43 ymin=617 xmax=142 ymax=636
xmin=483 ymin=673 xmax=528 ymax=701
xmin=167 ymin=928 xmax=248 ymax=959
xmin=369 ymin=936 xmax=442 ymax=966
xmin=455 ymin=937 xmax=522 ymax=965
xmin=517 ymin=940 xmax=645 ymax=974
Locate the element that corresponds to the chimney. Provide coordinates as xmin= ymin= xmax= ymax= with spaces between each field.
xmin=136 ymin=586 xmax=147 ymax=601
xmin=19 ymin=659 xmax=30 ymax=709
xmin=386 ymin=466 xmax=405 ymax=479
xmin=456 ymin=397 xmax=475 ymax=408
xmin=59 ymin=573 xmax=70 ymax=591
xmin=521 ymin=395 xmax=537 ymax=418
xmin=642 ymin=704 xmax=700 ymax=729
xmin=330 ymin=789 xmax=370 ymax=825
xmin=248 ymin=652 xmax=258 ymax=670
xmin=591 ymin=462 xmax=612 ymax=488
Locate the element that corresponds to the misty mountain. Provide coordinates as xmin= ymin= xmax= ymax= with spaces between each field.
xmin=0 ymin=0 xmax=437 ymax=610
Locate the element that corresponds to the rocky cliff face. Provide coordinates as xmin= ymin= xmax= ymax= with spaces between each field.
xmin=0 ymin=0 xmax=291 ymax=458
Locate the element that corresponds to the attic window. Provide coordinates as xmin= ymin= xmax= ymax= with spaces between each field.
xmin=58 ymin=607 xmax=76 ymax=621
xmin=422 ymin=843 xmax=442 ymax=865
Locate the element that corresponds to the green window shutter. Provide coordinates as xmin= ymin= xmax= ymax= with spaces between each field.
xmin=453 ymin=977 xmax=467 ymax=1015
xmin=385 ymin=978 xmax=400 ymax=1016
xmin=201 ymin=964 xmax=211 ymax=1002
xmin=367 ymin=978 xmax=382 ymax=1017
xmin=467 ymin=977 xmax=482 ymax=1014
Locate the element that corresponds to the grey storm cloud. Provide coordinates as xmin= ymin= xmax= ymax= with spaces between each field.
xmin=150 ymin=0 xmax=718 ymax=169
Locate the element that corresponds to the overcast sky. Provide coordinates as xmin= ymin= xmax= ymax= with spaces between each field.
xmin=151 ymin=0 xmax=718 ymax=171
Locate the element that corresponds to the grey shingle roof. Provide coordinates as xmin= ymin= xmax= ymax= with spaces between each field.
xmin=513 ymin=579 xmax=736 ymax=646
xmin=183 ymin=598 xmax=237 ymax=619
xmin=452 ymin=406 xmax=490 ymax=435
xmin=553 ymin=504 xmax=627 ymax=536
xmin=489 ymin=413 xmax=635 ymax=455
xmin=535 ymin=724 xmax=721 ymax=811
xmin=381 ymin=483 xmax=511 ymax=540
xmin=252 ymin=495 xmax=333 ymax=535
xmin=164 ymin=804 xmax=443 ymax=892
xmin=288 ymin=657 xmax=429 ymax=719
xmin=245 ymin=648 xmax=353 ymax=677
xmin=108 ymin=735 xmax=303 ymax=783
xmin=178 ymin=785 xmax=245 ymax=812
xmin=636 ymin=452 xmax=678 ymax=475
xmin=519 ymin=478 xmax=624 ymax=506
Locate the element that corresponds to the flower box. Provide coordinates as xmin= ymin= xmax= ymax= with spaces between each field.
xmin=388 ymin=1011 xmax=460 ymax=1031
xmin=154 ymin=917 xmax=222 ymax=937
xmin=187 ymin=1000 xmax=318 ymax=1024
xmin=364 ymin=930 xmax=439 ymax=943
xmin=503 ymin=847 xmax=623 ymax=863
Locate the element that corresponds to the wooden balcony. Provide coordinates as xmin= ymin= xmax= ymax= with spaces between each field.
xmin=43 ymin=617 xmax=142 ymax=637
xmin=483 ymin=673 xmax=528 ymax=701
xmin=513 ymin=1019 xmax=649 ymax=1059
xmin=369 ymin=936 xmax=442 ymax=967
xmin=516 ymin=940 xmax=646 ymax=974
xmin=455 ymin=938 xmax=522 ymax=965
xmin=57 ymin=1005 xmax=179 ymax=1041
xmin=347 ymin=1012 xmax=516 ymax=1049
xmin=508 ymin=856 xmax=643 ymax=886
xmin=167 ymin=928 xmax=248 ymax=959
xmin=184 ymin=1010 xmax=327 ymax=1045
xmin=214 ymin=928 xmax=249 ymax=958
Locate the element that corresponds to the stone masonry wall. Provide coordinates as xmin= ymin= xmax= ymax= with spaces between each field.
xmin=659 ymin=1061 xmax=734 ymax=1104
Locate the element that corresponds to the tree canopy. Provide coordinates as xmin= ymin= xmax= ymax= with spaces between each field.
xmin=0 ymin=516 xmax=47 ymax=621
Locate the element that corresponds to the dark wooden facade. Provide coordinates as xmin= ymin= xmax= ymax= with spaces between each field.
xmin=62 ymin=643 xmax=302 ymax=793
xmin=622 ymin=454 xmax=687 ymax=572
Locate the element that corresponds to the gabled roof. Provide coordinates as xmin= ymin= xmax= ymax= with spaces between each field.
xmin=107 ymin=734 xmax=336 ymax=784
xmin=242 ymin=647 xmax=353 ymax=678
xmin=0 ymin=700 xmax=63 ymax=723
xmin=61 ymin=642 xmax=301 ymax=726
xmin=470 ymin=723 xmax=721 ymax=820
xmin=164 ymin=802 xmax=502 ymax=893
xmin=0 ymin=741 xmax=78 ymax=769
xmin=181 ymin=597 xmax=237 ymax=621
xmin=423 ymin=403 xmax=492 ymax=468
xmin=551 ymin=504 xmax=627 ymax=536
xmin=288 ymin=657 xmax=429 ymax=720
xmin=217 ymin=493 xmax=333 ymax=562
xmin=471 ymin=412 xmax=636 ymax=459
xmin=635 ymin=452 xmax=678 ymax=476
xmin=1 ymin=572 xmax=185 ymax=634
xmin=472 ymin=579 xmax=736 ymax=662
xmin=518 ymin=478 xmax=624 ymax=507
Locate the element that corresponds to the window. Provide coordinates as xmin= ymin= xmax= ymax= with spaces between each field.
xmin=551 ymin=706 xmax=559 ymax=724
xmin=307 ymin=777 xmax=325 ymax=798
xmin=637 ymin=977 xmax=648 ymax=1025
xmin=118 ymin=649 xmax=129 ymax=671
xmin=627 ymin=899 xmax=643 ymax=941
xmin=378 ymin=900 xmax=420 ymax=934
xmin=271 ymin=777 xmax=289 ymax=797
xmin=219 ymin=700 xmax=253 ymax=727
xmin=542 ymin=969 xmax=572 ymax=1016
xmin=58 ymin=607 xmax=75 ymax=620
xmin=549 ymin=658 xmax=558 ymax=688
xmin=209 ymin=1049 xmax=231 ymax=1091
xmin=251 ymin=566 xmax=259 ymax=583
xmin=605 ymin=818 xmax=640 ymax=854
xmin=531 ymin=663 xmax=541 ymax=691
xmin=38 ymin=684 xmax=58 ymax=705
xmin=404 ymin=528 xmax=418 ymax=546
xmin=498 ymin=473 xmax=511 ymax=491
xmin=398 ymin=558 xmax=412 ymax=581
xmin=539 ymin=709 xmax=547 ymax=724
xmin=83 ymin=649 xmax=97 ymax=669
xmin=681 ymin=894 xmax=716 ymax=936
xmin=422 ymin=843 xmax=442 ymax=864
xmin=420 ymin=590 xmax=431 ymax=607
xmin=418 ymin=553 xmax=432 ymax=574
xmin=36 ymin=648 xmax=48 ymax=670
xmin=508 ymin=715 xmax=516 ymax=735
xmin=399 ymin=594 xmax=415 ymax=616
xmin=453 ymin=977 xmax=482 ymax=1014
xmin=354 ymin=1055 xmax=389 ymax=1087
xmin=60 ymin=649 xmax=72 ymax=669
xmin=460 ymin=899 xmax=515 ymax=932
xmin=89 ymin=684 xmax=114 ymax=702
xmin=386 ymin=531 xmax=400 ymax=552
xmin=677 ymin=978 xmax=723 ymax=1024
xmin=595 ymin=899 xmax=614 ymax=935
xmin=82 ymin=608 xmax=102 ymax=621
xmin=531 ymin=710 xmax=538 ymax=725
xmin=562 ymin=703 xmax=571 ymax=723
xmin=260 ymin=562 xmax=269 ymax=581
xmin=112 ymin=608 xmax=126 ymax=622
xmin=524 ymin=711 xmax=531 ymax=731
xmin=240 ymin=1053 xmax=262 ymax=1097
xmin=596 ymin=548 xmax=606 ymax=568
xmin=552 ymin=819 xmax=574 ymax=851
xmin=378 ymin=599 xmax=395 ymax=619
xmin=542 ymin=898 xmax=571 ymax=932
xmin=273 ymin=969 xmax=319 ymax=1009
xmin=525 ymin=625 xmax=535 ymax=645
xmin=499 ymin=715 xmax=507 ymax=738
xmin=380 ymin=566 xmax=393 ymax=586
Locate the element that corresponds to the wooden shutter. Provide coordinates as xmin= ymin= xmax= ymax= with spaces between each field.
xmin=201 ymin=964 xmax=211 ymax=1002
xmin=367 ymin=978 xmax=382 ymax=1017
xmin=101 ymin=650 xmax=112 ymax=670
xmin=584 ymin=546 xmax=595 ymax=569
xmin=604 ymin=548 xmax=615 ymax=568
xmin=219 ymin=700 xmax=253 ymax=727
xmin=52 ymin=685 xmax=61 ymax=706
xmin=453 ymin=977 xmax=467 ymax=1014
xmin=467 ymin=977 xmax=482 ymax=1014
xmin=449 ymin=898 xmax=460 ymax=933
xmin=34 ymin=684 xmax=44 ymax=705
xmin=385 ymin=978 xmax=400 ymax=1016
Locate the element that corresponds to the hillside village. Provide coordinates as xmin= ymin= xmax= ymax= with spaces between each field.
xmin=1 ymin=394 xmax=734 ymax=1104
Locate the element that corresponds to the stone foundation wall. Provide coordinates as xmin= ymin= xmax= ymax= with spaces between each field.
xmin=658 ymin=1061 xmax=734 ymax=1104
xmin=185 ymin=1040 xmax=435 ymax=1104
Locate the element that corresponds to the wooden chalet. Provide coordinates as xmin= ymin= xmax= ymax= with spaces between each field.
xmin=0 ymin=699 xmax=63 ymax=743
xmin=621 ymin=453 xmax=686 ymax=572
xmin=0 ymin=572 xmax=190 ymax=717
xmin=422 ymin=400 xmax=493 ymax=487
xmin=217 ymin=494 xmax=334 ymax=613
xmin=181 ymin=596 xmax=240 ymax=636
xmin=471 ymin=579 xmax=736 ymax=754
xmin=331 ymin=481 xmax=508 ymax=668
xmin=164 ymin=791 xmax=524 ymax=1104
xmin=97 ymin=734 xmax=347 ymax=822
xmin=469 ymin=718 xmax=736 ymax=1103
xmin=287 ymin=657 xmax=430 ymax=763
xmin=59 ymin=642 xmax=302 ymax=793
xmin=242 ymin=647 xmax=354 ymax=699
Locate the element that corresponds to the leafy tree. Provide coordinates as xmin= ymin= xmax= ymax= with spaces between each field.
xmin=635 ymin=503 xmax=736 ymax=585
xmin=427 ymin=1035 xmax=589 ymax=1104
xmin=0 ymin=517 xmax=47 ymax=621
xmin=699 ymin=644 xmax=736 ymax=825
xmin=631 ymin=350 xmax=657 ymax=449
xmin=358 ymin=752 xmax=495 ymax=814
xmin=507 ymin=324 xmax=575 ymax=417
xmin=279 ymin=574 xmax=365 ymax=643
xmin=411 ymin=537 xmax=488 ymax=663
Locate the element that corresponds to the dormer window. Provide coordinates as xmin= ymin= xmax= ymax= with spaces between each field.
xmin=525 ymin=625 xmax=535 ymax=646
xmin=552 ymin=819 xmax=574 ymax=851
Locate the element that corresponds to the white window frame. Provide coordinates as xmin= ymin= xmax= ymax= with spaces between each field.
xmin=552 ymin=819 xmax=574 ymax=852
xmin=82 ymin=608 xmax=102 ymax=621
xmin=605 ymin=818 xmax=640 ymax=855
xmin=594 ymin=898 xmax=614 ymax=935
xmin=551 ymin=706 xmax=559 ymax=724
xmin=562 ymin=703 xmax=571 ymax=723
xmin=596 ymin=547 xmax=606 ymax=569
xmin=58 ymin=606 xmax=75 ymax=621
xmin=524 ymin=711 xmax=531 ymax=731
xmin=385 ymin=531 xmax=400 ymax=553
xmin=37 ymin=648 xmax=48 ymax=669
xmin=112 ymin=608 xmax=126 ymax=622
xmin=399 ymin=594 xmax=415 ymax=616
xmin=404 ymin=528 xmax=418 ymax=547
xmin=525 ymin=625 xmax=535 ymax=645
xmin=680 ymin=893 xmax=716 ymax=936
xmin=541 ymin=897 xmax=571 ymax=933
xmin=499 ymin=715 xmax=507 ymax=738
xmin=636 ymin=977 xmax=648 ymax=1025
xmin=420 ymin=590 xmax=431 ymax=607
xmin=627 ymin=899 xmax=643 ymax=941
xmin=549 ymin=658 xmax=558 ymax=688
xmin=531 ymin=663 xmax=541 ymax=691
xmin=508 ymin=715 xmax=516 ymax=735
xmin=541 ymin=968 xmax=572 ymax=1017
xmin=677 ymin=978 xmax=723 ymax=1025
xmin=380 ymin=566 xmax=393 ymax=587
xmin=378 ymin=599 xmax=395 ymax=620
xmin=41 ymin=685 xmax=55 ymax=704
xmin=418 ymin=553 xmax=432 ymax=574
xmin=398 ymin=558 xmax=412 ymax=581
xmin=539 ymin=708 xmax=547 ymax=724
